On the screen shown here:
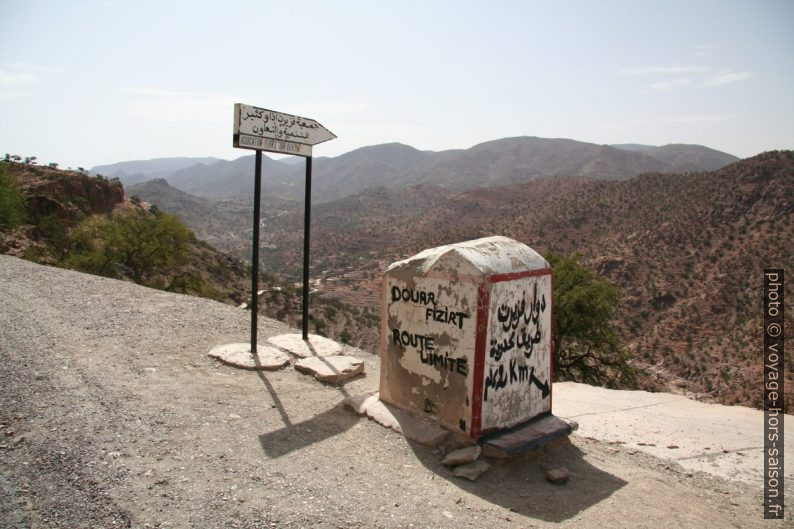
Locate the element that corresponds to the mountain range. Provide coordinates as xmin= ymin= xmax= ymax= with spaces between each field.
xmin=91 ymin=156 xmax=222 ymax=187
xmin=94 ymin=136 xmax=739 ymax=202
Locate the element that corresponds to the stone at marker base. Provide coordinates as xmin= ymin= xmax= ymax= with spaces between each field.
xmin=344 ymin=392 xmax=449 ymax=447
xmin=441 ymin=445 xmax=482 ymax=466
xmin=453 ymin=459 xmax=490 ymax=481
xmin=268 ymin=333 xmax=342 ymax=358
xmin=294 ymin=355 xmax=364 ymax=384
xmin=481 ymin=414 xmax=579 ymax=458
xmin=344 ymin=393 xmax=577 ymax=461
xmin=207 ymin=343 xmax=290 ymax=370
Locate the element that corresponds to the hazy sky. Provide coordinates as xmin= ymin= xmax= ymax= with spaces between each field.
xmin=1 ymin=0 xmax=792 ymax=168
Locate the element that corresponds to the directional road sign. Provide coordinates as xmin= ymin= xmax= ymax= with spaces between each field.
xmin=233 ymin=102 xmax=336 ymax=349
xmin=233 ymin=103 xmax=336 ymax=157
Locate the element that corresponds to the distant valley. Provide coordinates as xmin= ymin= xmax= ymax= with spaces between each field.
xmin=122 ymin=140 xmax=791 ymax=411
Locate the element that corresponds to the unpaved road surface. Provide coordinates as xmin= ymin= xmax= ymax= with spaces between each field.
xmin=0 ymin=255 xmax=790 ymax=528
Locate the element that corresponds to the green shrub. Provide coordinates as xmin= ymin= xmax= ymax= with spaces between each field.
xmin=0 ymin=165 xmax=27 ymax=229
xmin=35 ymin=214 xmax=69 ymax=259
xmin=325 ymin=305 xmax=337 ymax=321
xmin=546 ymin=252 xmax=636 ymax=388
xmin=167 ymin=272 xmax=219 ymax=299
xmin=340 ymin=329 xmax=351 ymax=344
xmin=66 ymin=209 xmax=192 ymax=286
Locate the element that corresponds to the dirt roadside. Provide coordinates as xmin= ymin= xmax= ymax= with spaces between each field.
xmin=0 ymin=255 xmax=789 ymax=528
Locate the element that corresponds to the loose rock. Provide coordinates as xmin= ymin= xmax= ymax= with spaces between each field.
xmin=453 ymin=460 xmax=490 ymax=481
xmin=441 ymin=445 xmax=481 ymax=466
xmin=545 ymin=467 xmax=570 ymax=484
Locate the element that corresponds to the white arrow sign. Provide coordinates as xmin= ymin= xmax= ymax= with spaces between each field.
xmin=233 ymin=103 xmax=336 ymax=157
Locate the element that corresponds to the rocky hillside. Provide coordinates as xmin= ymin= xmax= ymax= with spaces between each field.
xmin=482 ymin=151 xmax=793 ymax=409
xmin=127 ymin=178 xmax=242 ymax=241
xmin=1 ymin=163 xmax=256 ymax=307
xmin=1 ymin=163 xmax=125 ymax=257
xmin=82 ymin=151 xmax=789 ymax=409
xmin=225 ymin=152 xmax=791 ymax=409
xmin=0 ymin=161 xmax=378 ymax=350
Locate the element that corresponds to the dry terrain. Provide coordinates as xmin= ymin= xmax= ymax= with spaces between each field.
xmin=9 ymin=152 xmax=791 ymax=410
xmin=1 ymin=255 xmax=790 ymax=528
xmin=218 ymin=152 xmax=794 ymax=408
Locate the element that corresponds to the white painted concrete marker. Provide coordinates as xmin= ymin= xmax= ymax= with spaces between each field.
xmin=381 ymin=236 xmax=555 ymax=441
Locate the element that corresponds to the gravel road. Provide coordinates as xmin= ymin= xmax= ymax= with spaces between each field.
xmin=0 ymin=255 xmax=787 ymax=528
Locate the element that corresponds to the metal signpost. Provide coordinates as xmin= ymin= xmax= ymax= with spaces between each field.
xmin=233 ymin=103 xmax=336 ymax=353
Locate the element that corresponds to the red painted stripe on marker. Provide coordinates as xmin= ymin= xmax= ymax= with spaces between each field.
xmin=470 ymin=283 xmax=490 ymax=439
xmin=488 ymin=268 xmax=552 ymax=283
xmin=549 ymin=271 xmax=554 ymax=412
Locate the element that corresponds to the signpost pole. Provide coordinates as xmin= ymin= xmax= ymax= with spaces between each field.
xmin=250 ymin=150 xmax=263 ymax=354
xmin=233 ymin=103 xmax=334 ymax=345
xmin=302 ymin=156 xmax=312 ymax=340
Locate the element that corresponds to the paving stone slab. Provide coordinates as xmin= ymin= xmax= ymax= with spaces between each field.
xmin=294 ymin=355 xmax=364 ymax=384
xmin=481 ymin=414 xmax=578 ymax=458
xmin=344 ymin=392 xmax=449 ymax=446
xmin=268 ymin=333 xmax=342 ymax=358
xmin=207 ymin=343 xmax=290 ymax=370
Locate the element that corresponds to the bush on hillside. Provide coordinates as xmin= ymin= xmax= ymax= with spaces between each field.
xmin=67 ymin=208 xmax=192 ymax=286
xmin=546 ymin=252 xmax=637 ymax=388
xmin=0 ymin=164 xmax=27 ymax=230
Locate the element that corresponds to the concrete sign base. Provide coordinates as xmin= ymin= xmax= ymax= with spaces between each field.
xmin=268 ymin=333 xmax=342 ymax=358
xmin=208 ymin=343 xmax=290 ymax=370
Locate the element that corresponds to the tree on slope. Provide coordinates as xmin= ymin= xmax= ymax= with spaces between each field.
xmin=67 ymin=208 xmax=192 ymax=286
xmin=0 ymin=164 xmax=27 ymax=230
xmin=546 ymin=252 xmax=636 ymax=388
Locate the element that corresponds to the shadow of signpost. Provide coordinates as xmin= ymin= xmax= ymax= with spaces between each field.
xmin=254 ymin=337 xmax=361 ymax=458
xmin=257 ymin=401 xmax=359 ymax=458
xmin=407 ymin=438 xmax=627 ymax=523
